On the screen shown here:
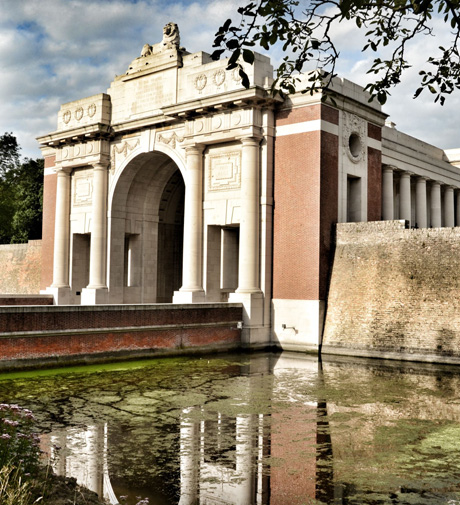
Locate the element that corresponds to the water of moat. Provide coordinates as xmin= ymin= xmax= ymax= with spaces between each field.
xmin=2 ymin=352 xmax=460 ymax=505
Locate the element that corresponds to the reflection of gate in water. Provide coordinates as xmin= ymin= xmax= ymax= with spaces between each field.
xmin=41 ymin=356 xmax=331 ymax=505
xmin=43 ymin=424 xmax=119 ymax=505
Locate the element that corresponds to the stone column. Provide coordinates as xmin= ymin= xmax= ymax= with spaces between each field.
xmin=82 ymin=162 xmax=109 ymax=304
xmin=52 ymin=167 xmax=71 ymax=288
xmin=431 ymin=181 xmax=442 ymax=228
xmin=237 ymin=137 xmax=261 ymax=293
xmin=444 ymin=186 xmax=455 ymax=227
xmin=399 ymin=172 xmax=412 ymax=226
xmin=456 ymin=190 xmax=460 ymax=226
xmin=173 ymin=145 xmax=205 ymax=303
xmin=415 ymin=176 xmax=427 ymax=228
xmin=48 ymin=166 xmax=71 ymax=304
xmin=229 ymin=137 xmax=264 ymax=343
xmin=382 ymin=166 xmax=394 ymax=220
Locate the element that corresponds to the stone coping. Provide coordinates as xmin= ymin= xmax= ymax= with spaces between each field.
xmin=0 ymin=302 xmax=243 ymax=314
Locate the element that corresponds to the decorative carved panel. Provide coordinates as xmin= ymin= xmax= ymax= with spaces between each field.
xmin=73 ymin=172 xmax=93 ymax=207
xmin=342 ymin=111 xmax=367 ymax=164
xmin=208 ymin=151 xmax=241 ymax=192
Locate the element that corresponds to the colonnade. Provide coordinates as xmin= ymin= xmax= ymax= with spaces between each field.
xmin=174 ymin=136 xmax=262 ymax=304
xmin=50 ymin=162 xmax=109 ymax=303
xmin=382 ymin=166 xmax=460 ymax=228
xmin=50 ymin=136 xmax=263 ymax=306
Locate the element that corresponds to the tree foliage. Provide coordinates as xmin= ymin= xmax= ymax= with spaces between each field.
xmin=212 ymin=0 xmax=460 ymax=105
xmin=0 ymin=133 xmax=43 ymax=244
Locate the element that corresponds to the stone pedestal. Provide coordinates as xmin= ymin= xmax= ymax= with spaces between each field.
xmin=229 ymin=291 xmax=264 ymax=345
xmin=172 ymin=290 xmax=205 ymax=304
xmin=81 ymin=287 xmax=109 ymax=305
xmin=45 ymin=286 xmax=71 ymax=305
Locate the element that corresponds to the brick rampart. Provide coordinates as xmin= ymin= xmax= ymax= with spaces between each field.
xmin=0 ymin=303 xmax=243 ymax=370
xmin=323 ymin=221 xmax=460 ymax=363
xmin=0 ymin=241 xmax=42 ymax=294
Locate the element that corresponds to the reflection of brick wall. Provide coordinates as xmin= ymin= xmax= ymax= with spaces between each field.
xmin=323 ymin=221 xmax=460 ymax=360
xmin=270 ymin=404 xmax=317 ymax=504
xmin=0 ymin=241 xmax=42 ymax=294
xmin=0 ymin=304 xmax=243 ymax=369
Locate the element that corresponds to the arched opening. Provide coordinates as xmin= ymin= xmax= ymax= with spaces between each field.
xmin=108 ymin=151 xmax=185 ymax=303
xmin=156 ymin=170 xmax=184 ymax=302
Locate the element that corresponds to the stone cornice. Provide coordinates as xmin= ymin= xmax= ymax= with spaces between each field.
xmin=37 ymin=123 xmax=112 ymax=147
xmin=161 ymin=86 xmax=282 ymax=119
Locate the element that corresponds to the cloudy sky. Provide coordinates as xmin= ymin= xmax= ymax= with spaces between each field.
xmin=1 ymin=0 xmax=459 ymax=159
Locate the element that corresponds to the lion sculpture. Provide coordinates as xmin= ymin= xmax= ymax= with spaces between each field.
xmin=140 ymin=22 xmax=181 ymax=57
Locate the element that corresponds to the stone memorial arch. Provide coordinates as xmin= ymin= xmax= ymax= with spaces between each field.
xmin=38 ymin=24 xmax=276 ymax=344
xmin=42 ymin=22 xmax=460 ymax=352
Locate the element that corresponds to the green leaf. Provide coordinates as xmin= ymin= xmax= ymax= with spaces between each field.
xmin=242 ymin=49 xmax=255 ymax=64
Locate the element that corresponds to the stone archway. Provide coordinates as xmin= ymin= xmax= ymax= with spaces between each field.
xmin=108 ymin=151 xmax=185 ymax=304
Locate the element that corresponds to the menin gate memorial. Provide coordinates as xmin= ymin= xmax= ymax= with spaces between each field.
xmin=37 ymin=23 xmax=460 ymax=351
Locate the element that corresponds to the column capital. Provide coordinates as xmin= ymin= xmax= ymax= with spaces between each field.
xmin=239 ymin=136 xmax=262 ymax=147
xmin=92 ymin=160 xmax=110 ymax=171
xmin=383 ymin=165 xmax=396 ymax=173
xmin=54 ymin=164 xmax=72 ymax=175
xmin=184 ymin=143 xmax=205 ymax=155
xmin=416 ymin=175 xmax=428 ymax=182
xmin=400 ymin=171 xmax=414 ymax=178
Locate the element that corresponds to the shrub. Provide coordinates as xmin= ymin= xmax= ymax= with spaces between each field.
xmin=0 ymin=404 xmax=41 ymax=475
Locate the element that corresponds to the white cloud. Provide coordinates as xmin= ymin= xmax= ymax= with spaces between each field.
xmin=0 ymin=0 xmax=459 ymax=158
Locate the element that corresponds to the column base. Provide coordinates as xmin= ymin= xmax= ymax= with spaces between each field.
xmin=81 ymin=287 xmax=109 ymax=305
xmin=173 ymin=290 xmax=206 ymax=304
xmin=45 ymin=286 xmax=71 ymax=305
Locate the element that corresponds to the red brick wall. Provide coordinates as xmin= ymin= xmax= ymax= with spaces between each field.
xmin=368 ymin=122 xmax=382 ymax=141
xmin=319 ymin=130 xmax=339 ymax=299
xmin=273 ymin=103 xmax=338 ymax=301
xmin=0 ymin=304 xmax=242 ymax=332
xmin=0 ymin=295 xmax=53 ymax=306
xmin=273 ymin=129 xmax=321 ymax=300
xmin=0 ymin=304 xmax=243 ymax=369
xmin=276 ymin=104 xmax=321 ymax=126
xmin=41 ymin=155 xmax=57 ymax=290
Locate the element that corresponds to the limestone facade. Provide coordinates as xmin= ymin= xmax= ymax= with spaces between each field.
xmin=37 ymin=24 xmax=460 ymax=349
